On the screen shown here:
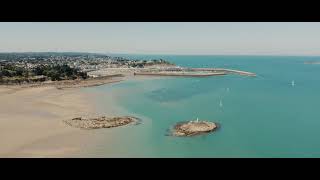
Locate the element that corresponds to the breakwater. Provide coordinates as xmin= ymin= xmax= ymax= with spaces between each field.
xmin=134 ymin=72 xmax=227 ymax=77
xmin=184 ymin=68 xmax=256 ymax=76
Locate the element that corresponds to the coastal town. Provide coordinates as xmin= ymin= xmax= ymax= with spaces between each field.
xmin=0 ymin=52 xmax=174 ymax=86
xmin=0 ymin=52 xmax=255 ymax=87
xmin=0 ymin=52 xmax=175 ymax=72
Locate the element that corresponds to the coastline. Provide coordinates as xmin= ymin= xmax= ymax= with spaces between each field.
xmin=0 ymin=85 xmax=124 ymax=157
xmin=0 ymin=65 xmax=256 ymax=157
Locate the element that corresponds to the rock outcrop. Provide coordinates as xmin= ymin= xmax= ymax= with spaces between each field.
xmin=64 ymin=116 xmax=140 ymax=129
xmin=171 ymin=120 xmax=218 ymax=137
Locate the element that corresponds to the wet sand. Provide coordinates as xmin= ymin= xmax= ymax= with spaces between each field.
xmin=0 ymin=86 xmax=111 ymax=157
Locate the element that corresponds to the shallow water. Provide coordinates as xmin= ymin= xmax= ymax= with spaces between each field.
xmin=84 ymin=55 xmax=320 ymax=157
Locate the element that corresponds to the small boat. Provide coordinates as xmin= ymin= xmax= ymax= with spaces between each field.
xmin=291 ymin=80 xmax=295 ymax=87
xmin=219 ymin=100 xmax=223 ymax=107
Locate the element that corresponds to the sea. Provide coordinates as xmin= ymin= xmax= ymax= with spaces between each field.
xmin=81 ymin=55 xmax=320 ymax=157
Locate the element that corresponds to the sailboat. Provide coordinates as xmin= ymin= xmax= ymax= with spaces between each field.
xmin=291 ymin=80 xmax=295 ymax=87
xmin=219 ymin=100 xmax=223 ymax=107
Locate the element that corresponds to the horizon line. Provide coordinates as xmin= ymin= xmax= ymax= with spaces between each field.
xmin=0 ymin=51 xmax=320 ymax=57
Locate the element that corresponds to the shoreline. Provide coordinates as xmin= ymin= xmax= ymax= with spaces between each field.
xmin=0 ymin=66 xmax=256 ymax=90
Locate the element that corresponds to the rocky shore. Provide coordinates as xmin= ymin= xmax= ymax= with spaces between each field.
xmin=63 ymin=116 xmax=141 ymax=130
xmin=171 ymin=120 xmax=218 ymax=137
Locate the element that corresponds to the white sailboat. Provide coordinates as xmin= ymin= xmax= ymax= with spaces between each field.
xmin=291 ymin=80 xmax=295 ymax=87
xmin=219 ymin=100 xmax=223 ymax=107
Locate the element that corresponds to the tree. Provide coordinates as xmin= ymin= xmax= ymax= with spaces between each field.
xmin=46 ymin=70 xmax=60 ymax=81
xmin=2 ymin=69 xmax=12 ymax=77
xmin=15 ymin=67 xmax=24 ymax=76
xmin=0 ymin=70 xmax=3 ymax=82
xmin=33 ymin=65 xmax=45 ymax=75
xmin=78 ymin=72 xmax=88 ymax=79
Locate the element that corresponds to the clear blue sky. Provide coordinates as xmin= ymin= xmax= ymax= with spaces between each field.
xmin=1 ymin=22 xmax=320 ymax=55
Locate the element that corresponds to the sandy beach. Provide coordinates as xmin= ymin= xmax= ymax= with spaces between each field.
xmin=0 ymin=72 xmax=180 ymax=157
xmin=0 ymin=85 xmax=108 ymax=157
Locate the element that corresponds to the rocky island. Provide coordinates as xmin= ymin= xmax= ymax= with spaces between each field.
xmin=64 ymin=116 xmax=141 ymax=130
xmin=170 ymin=119 xmax=218 ymax=137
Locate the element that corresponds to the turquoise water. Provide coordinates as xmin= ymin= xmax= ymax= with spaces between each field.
xmin=86 ymin=55 xmax=320 ymax=157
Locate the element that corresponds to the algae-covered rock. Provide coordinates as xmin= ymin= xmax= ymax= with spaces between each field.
xmin=171 ymin=120 xmax=218 ymax=137
xmin=64 ymin=116 xmax=140 ymax=130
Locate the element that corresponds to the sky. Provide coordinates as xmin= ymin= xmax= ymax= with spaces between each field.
xmin=1 ymin=22 xmax=320 ymax=55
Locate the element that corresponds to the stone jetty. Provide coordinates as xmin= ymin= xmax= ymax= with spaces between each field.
xmin=171 ymin=120 xmax=218 ymax=137
xmin=187 ymin=68 xmax=256 ymax=76
xmin=133 ymin=67 xmax=255 ymax=77
xmin=63 ymin=116 xmax=140 ymax=129
xmin=134 ymin=72 xmax=226 ymax=77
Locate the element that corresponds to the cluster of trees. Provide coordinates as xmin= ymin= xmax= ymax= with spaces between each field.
xmin=151 ymin=59 xmax=175 ymax=65
xmin=128 ymin=59 xmax=174 ymax=68
xmin=0 ymin=64 xmax=29 ymax=78
xmin=129 ymin=63 xmax=144 ymax=68
xmin=0 ymin=64 xmax=31 ymax=84
xmin=33 ymin=64 xmax=88 ymax=81
xmin=0 ymin=64 xmax=88 ymax=83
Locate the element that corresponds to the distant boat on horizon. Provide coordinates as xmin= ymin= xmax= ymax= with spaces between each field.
xmin=292 ymin=80 xmax=295 ymax=87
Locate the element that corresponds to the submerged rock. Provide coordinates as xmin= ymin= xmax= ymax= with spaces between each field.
xmin=171 ymin=120 xmax=218 ymax=137
xmin=64 ymin=116 xmax=140 ymax=130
